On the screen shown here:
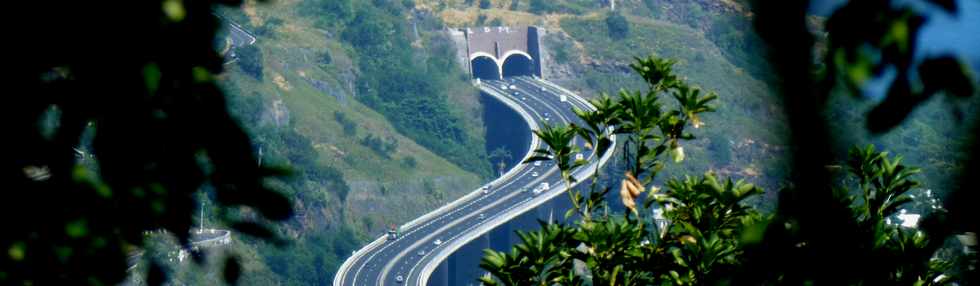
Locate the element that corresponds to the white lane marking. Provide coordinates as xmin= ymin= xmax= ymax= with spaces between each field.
xmin=350 ymin=103 xmax=544 ymax=284
xmin=402 ymin=80 xmax=592 ymax=285
xmin=379 ymin=82 xmax=574 ymax=285
xmin=378 ymin=162 xmax=561 ymax=285
xmin=348 ymin=77 xmax=604 ymax=286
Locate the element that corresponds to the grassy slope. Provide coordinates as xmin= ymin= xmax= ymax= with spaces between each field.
xmin=413 ymin=0 xmax=788 ymax=201
xmin=228 ymin=0 xmax=483 ymax=233
xmin=555 ymin=13 xmax=789 ymax=204
xmin=428 ymin=0 xmax=975 ymax=205
xmin=158 ymin=1 xmax=974 ymax=284
xmin=175 ymin=1 xmax=490 ymax=284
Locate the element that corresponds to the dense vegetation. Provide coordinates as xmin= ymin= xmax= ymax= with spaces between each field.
xmin=130 ymin=0 xmax=492 ymax=283
xmin=2 ymin=1 xmax=293 ymax=284
xmin=6 ymin=0 xmax=976 ymax=285
xmin=237 ymin=44 xmax=265 ymax=80
xmin=481 ymin=54 xmax=970 ymax=285
xmin=483 ymin=0 xmax=979 ymax=284
xmin=605 ymin=12 xmax=630 ymax=40
xmin=310 ymin=0 xmax=493 ymax=177
xmin=557 ymin=13 xmax=791 ymax=200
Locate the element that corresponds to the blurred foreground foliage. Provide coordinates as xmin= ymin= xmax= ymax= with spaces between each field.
xmin=481 ymin=55 xmax=974 ymax=285
xmin=2 ymin=1 xmax=293 ymax=285
xmin=481 ymin=0 xmax=978 ymax=283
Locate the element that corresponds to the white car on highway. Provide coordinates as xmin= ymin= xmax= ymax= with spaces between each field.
xmin=481 ymin=186 xmax=490 ymax=194
xmin=531 ymin=171 xmax=539 ymax=177
xmin=531 ymin=183 xmax=550 ymax=196
xmin=532 ymin=188 xmax=543 ymax=196
xmin=433 ymin=239 xmax=442 ymax=245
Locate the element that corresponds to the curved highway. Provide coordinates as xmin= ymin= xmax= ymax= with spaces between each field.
xmin=334 ymin=76 xmax=615 ymax=286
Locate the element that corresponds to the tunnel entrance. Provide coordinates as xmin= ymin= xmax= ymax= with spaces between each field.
xmin=501 ymin=54 xmax=534 ymax=78
xmin=471 ymin=56 xmax=501 ymax=80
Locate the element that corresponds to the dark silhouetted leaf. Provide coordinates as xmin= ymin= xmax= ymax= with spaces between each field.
xmin=919 ymin=56 xmax=976 ymax=98
xmin=926 ymin=0 xmax=958 ymax=14
xmin=223 ymin=255 xmax=241 ymax=285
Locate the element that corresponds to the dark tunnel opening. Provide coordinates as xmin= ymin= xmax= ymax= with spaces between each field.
xmin=501 ymin=54 xmax=534 ymax=78
xmin=471 ymin=56 xmax=500 ymax=80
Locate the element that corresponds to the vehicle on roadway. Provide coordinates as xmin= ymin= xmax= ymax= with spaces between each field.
xmin=417 ymin=250 xmax=425 ymax=256
xmin=509 ymin=84 xmax=516 ymax=90
xmin=333 ymin=76 xmax=618 ymax=286
xmin=531 ymin=171 xmax=539 ymax=177
xmin=576 ymin=153 xmax=585 ymax=161
xmin=560 ymin=94 xmax=567 ymax=102
xmin=386 ymin=227 xmax=400 ymax=241
xmin=396 ymin=275 xmax=404 ymax=283
xmin=531 ymin=183 xmax=550 ymax=196
xmin=532 ymin=185 xmax=546 ymax=196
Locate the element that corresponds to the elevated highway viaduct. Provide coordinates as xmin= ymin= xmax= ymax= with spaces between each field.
xmin=335 ymin=26 xmax=613 ymax=286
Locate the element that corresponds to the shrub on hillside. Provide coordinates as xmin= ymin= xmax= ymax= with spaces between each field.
xmin=605 ymin=12 xmax=629 ymax=40
xmin=237 ymin=45 xmax=264 ymax=80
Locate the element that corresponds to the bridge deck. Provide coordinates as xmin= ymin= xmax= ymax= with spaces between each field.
xmin=334 ymin=76 xmax=614 ymax=286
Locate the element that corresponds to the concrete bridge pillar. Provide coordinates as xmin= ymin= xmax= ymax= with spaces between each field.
xmin=450 ymin=234 xmax=491 ymax=286
xmin=489 ymin=220 xmax=512 ymax=251
xmin=429 ymin=259 xmax=450 ymax=286
xmin=511 ymin=209 xmax=540 ymax=243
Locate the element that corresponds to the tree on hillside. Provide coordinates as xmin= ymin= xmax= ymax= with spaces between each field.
xmin=529 ymin=0 xmax=554 ymax=15
xmin=2 ymin=1 xmax=292 ymax=285
xmin=488 ymin=147 xmax=513 ymax=176
xmin=480 ymin=55 xmax=969 ymax=286
xmin=237 ymin=44 xmax=265 ymax=80
xmin=605 ymin=12 xmax=629 ymax=40
xmin=734 ymin=0 xmax=977 ymax=283
xmin=483 ymin=0 xmax=979 ymax=284
xmin=301 ymin=0 xmax=355 ymax=28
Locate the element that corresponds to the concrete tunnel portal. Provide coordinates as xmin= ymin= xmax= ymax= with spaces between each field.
xmin=469 ymin=52 xmax=535 ymax=80
xmin=462 ymin=26 xmax=542 ymax=80
xmin=471 ymin=55 xmax=501 ymax=80
xmin=501 ymin=53 xmax=534 ymax=78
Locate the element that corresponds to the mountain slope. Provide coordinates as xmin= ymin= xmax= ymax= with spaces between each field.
xmin=169 ymin=1 xmax=495 ymax=284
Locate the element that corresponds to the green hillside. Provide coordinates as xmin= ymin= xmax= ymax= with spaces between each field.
xmin=423 ymin=0 xmax=974 ymax=204
xmin=144 ymin=0 xmax=975 ymax=284
xmin=165 ymin=1 xmax=495 ymax=283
